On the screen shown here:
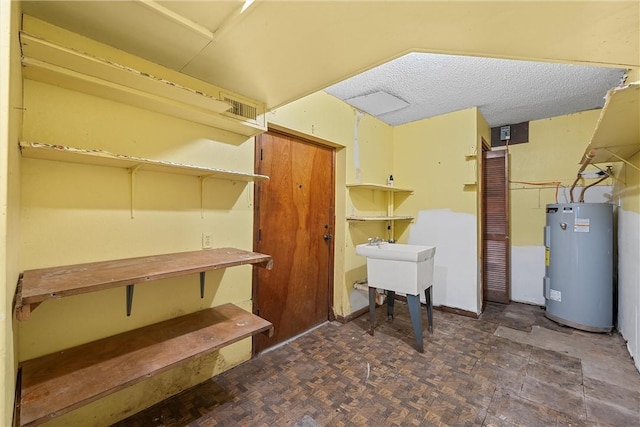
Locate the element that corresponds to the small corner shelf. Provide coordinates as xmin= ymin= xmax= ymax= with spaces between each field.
xmin=20 ymin=141 xmax=268 ymax=218
xmin=346 ymin=215 xmax=414 ymax=222
xmin=346 ymin=182 xmax=413 ymax=193
xmin=580 ymin=82 xmax=640 ymax=169
xmin=346 ymin=182 xmax=415 ymax=240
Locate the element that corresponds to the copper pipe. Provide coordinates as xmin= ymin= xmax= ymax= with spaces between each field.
xmin=579 ymin=173 xmax=609 ymax=203
xmin=570 ymin=149 xmax=596 ymax=203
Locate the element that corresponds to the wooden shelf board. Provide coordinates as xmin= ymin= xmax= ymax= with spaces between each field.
xmin=18 ymin=303 xmax=273 ymax=427
xmin=347 ymin=215 xmax=414 ymax=222
xmin=19 ymin=141 xmax=269 ymax=182
xmin=17 ymin=248 xmax=273 ymax=309
xmin=346 ymin=183 xmax=413 ymax=193
xmin=581 ymin=82 xmax=640 ymax=164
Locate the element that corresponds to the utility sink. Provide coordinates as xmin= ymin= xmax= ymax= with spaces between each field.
xmin=356 ymin=241 xmax=437 ymax=353
xmin=356 ymin=242 xmax=436 ymax=295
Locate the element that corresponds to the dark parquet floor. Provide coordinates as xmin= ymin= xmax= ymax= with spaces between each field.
xmin=114 ymin=302 xmax=640 ymax=426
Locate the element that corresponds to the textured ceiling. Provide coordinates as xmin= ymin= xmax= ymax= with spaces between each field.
xmin=324 ymin=53 xmax=626 ymax=127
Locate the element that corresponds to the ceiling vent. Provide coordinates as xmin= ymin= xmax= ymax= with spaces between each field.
xmin=221 ymin=93 xmax=259 ymax=124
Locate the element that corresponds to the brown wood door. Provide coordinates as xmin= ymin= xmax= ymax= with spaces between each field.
xmin=482 ymin=150 xmax=510 ymax=304
xmin=253 ymin=131 xmax=334 ymax=352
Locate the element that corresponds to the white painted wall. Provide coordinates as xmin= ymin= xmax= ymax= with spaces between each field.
xmin=408 ymin=209 xmax=478 ymax=313
xmin=511 ymin=246 xmax=546 ymax=305
xmin=510 ymin=186 xmax=614 ymax=306
xmin=618 ymin=208 xmax=639 ymax=372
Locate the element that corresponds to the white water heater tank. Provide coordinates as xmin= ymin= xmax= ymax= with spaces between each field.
xmin=543 ymin=203 xmax=613 ymax=332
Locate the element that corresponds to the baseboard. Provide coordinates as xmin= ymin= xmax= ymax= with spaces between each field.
xmin=435 ymin=305 xmax=479 ymax=319
xmin=335 ymin=305 xmax=369 ymax=324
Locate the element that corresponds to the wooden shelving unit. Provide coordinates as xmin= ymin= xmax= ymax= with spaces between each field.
xmin=15 ymin=248 xmax=274 ymax=426
xmin=18 ymin=303 xmax=273 ymax=427
xmin=580 ymin=82 xmax=640 ymax=169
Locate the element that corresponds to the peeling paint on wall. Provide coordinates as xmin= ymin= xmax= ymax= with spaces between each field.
xmin=408 ymin=209 xmax=478 ymax=313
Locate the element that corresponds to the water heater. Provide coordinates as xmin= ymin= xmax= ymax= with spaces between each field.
xmin=544 ymin=203 xmax=613 ymax=332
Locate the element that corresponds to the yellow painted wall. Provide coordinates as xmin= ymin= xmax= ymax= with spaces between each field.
xmin=17 ymin=20 xmax=259 ymax=425
xmin=509 ymin=110 xmax=604 ymax=246
xmin=393 ymin=108 xmax=478 ymax=220
xmin=0 ymin=1 xmax=22 ymax=424
xmin=267 ymin=91 xmax=394 ymax=316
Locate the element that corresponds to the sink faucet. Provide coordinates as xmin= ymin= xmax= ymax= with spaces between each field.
xmin=368 ymin=237 xmax=384 ymax=245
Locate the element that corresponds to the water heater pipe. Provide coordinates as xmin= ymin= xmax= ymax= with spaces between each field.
xmin=570 ymin=149 xmax=596 ymax=203
xmin=578 ymin=173 xmax=610 ymax=203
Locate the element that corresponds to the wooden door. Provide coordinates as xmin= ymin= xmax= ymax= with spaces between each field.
xmin=482 ymin=150 xmax=510 ymax=304
xmin=253 ymin=131 xmax=334 ymax=352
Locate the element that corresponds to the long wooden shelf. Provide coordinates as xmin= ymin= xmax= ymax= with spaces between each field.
xmin=20 ymin=32 xmax=267 ymax=137
xmin=581 ymin=82 xmax=640 ymax=165
xmin=17 ymin=303 xmax=273 ymax=427
xmin=16 ymin=248 xmax=273 ymax=320
xmin=20 ymin=141 xmax=269 ymax=182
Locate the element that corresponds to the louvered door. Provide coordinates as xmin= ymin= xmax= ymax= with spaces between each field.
xmin=482 ymin=150 xmax=510 ymax=304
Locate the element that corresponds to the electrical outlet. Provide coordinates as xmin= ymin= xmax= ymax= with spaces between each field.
xmin=202 ymin=232 xmax=213 ymax=249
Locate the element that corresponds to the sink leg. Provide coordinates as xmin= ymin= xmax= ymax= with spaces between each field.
xmin=425 ymin=286 xmax=433 ymax=333
xmin=368 ymin=286 xmax=376 ymax=336
xmin=387 ymin=291 xmax=395 ymax=321
xmin=407 ymin=294 xmax=424 ymax=353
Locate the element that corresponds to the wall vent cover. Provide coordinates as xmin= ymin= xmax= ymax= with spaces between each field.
xmin=221 ymin=93 xmax=258 ymax=123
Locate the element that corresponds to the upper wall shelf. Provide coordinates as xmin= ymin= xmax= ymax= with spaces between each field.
xmin=19 ymin=32 xmax=267 ymax=137
xmin=580 ymin=82 xmax=640 ymax=165
xmin=20 ymin=141 xmax=269 ymax=182
xmin=346 ymin=183 xmax=413 ymax=193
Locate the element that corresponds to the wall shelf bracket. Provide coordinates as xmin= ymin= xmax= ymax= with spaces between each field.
xmin=199 ymin=271 xmax=206 ymax=298
xmin=126 ymin=284 xmax=135 ymax=316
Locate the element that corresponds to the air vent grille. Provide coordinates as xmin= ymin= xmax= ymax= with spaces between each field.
xmin=221 ymin=94 xmax=258 ymax=122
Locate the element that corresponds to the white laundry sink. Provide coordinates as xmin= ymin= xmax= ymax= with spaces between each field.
xmin=356 ymin=242 xmax=436 ymax=295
